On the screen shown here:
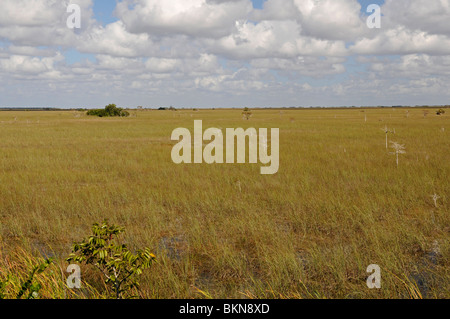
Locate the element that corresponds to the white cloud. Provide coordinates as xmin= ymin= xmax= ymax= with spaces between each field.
xmin=116 ymin=0 xmax=253 ymax=38
xmin=382 ymin=0 xmax=450 ymax=36
xmin=251 ymin=0 xmax=367 ymax=41
xmin=293 ymin=0 xmax=367 ymax=41
xmin=0 ymin=0 xmax=95 ymax=47
xmin=212 ymin=20 xmax=347 ymax=59
xmin=0 ymin=0 xmax=65 ymax=27
xmin=1 ymin=0 xmax=450 ymax=108
xmin=369 ymin=54 xmax=450 ymax=77
xmin=0 ymin=53 xmax=64 ymax=76
xmin=251 ymin=56 xmax=346 ymax=77
xmin=76 ymin=21 xmax=154 ymax=57
xmin=351 ymin=26 xmax=450 ymax=56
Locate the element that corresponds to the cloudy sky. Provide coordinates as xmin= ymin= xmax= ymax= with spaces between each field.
xmin=0 ymin=0 xmax=449 ymax=108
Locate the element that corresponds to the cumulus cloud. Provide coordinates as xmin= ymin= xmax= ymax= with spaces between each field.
xmin=212 ymin=19 xmax=348 ymax=59
xmin=116 ymin=0 xmax=253 ymax=38
xmin=369 ymin=54 xmax=450 ymax=77
xmin=351 ymin=26 xmax=450 ymax=55
xmin=0 ymin=0 xmax=95 ymax=47
xmin=76 ymin=21 xmax=155 ymax=57
xmin=0 ymin=52 xmax=66 ymax=82
xmin=251 ymin=56 xmax=346 ymax=77
xmin=0 ymin=0 xmax=450 ymax=108
xmin=293 ymin=0 xmax=367 ymax=41
xmin=382 ymin=0 xmax=450 ymax=36
xmin=352 ymin=0 xmax=450 ymax=56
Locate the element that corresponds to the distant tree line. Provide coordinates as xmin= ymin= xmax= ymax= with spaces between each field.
xmin=0 ymin=108 xmax=62 ymax=111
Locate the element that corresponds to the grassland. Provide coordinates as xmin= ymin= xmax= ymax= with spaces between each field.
xmin=0 ymin=107 xmax=448 ymax=299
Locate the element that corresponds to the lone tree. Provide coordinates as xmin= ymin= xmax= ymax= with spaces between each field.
xmin=242 ymin=107 xmax=252 ymax=120
xmin=87 ymin=104 xmax=130 ymax=117
xmin=381 ymin=125 xmax=394 ymax=150
xmin=389 ymin=141 xmax=406 ymax=168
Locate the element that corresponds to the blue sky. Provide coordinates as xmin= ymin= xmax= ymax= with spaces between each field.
xmin=358 ymin=0 xmax=385 ymax=13
xmin=0 ymin=0 xmax=449 ymax=108
xmin=93 ymin=0 xmax=120 ymax=25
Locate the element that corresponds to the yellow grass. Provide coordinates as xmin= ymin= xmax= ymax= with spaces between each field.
xmin=0 ymin=107 xmax=448 ymax=299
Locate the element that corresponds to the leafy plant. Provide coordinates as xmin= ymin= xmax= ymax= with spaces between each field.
xmin=16 ymin=258 xmax=53 ymax=299
xmin=0 ymin=258 xmax=53 ymax=299
xmin=67 ymin=220 xmax=156 ymax=299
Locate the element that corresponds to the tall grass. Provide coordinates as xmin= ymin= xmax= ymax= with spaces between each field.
xmin=0 ymin=108 xmax=448 ymax=298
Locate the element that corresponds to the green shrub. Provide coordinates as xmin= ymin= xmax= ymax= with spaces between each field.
xmin=87 ymin=104 xmax=130 ymax=117
xmin=67 ymin=220 xmax=156 ymax=299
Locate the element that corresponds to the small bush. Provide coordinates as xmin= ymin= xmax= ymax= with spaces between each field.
xmin=67 ymin=220 xmax=156 ymax=299
xmin=242 ymin=107 xmax=252 ymax=120
xmin=87 ymin=104 xmax=130 ymax=117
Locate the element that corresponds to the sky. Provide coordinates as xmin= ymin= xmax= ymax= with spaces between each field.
xmin=0 ymin=0 xmax=449 ymax=109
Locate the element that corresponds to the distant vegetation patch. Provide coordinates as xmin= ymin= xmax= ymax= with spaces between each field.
xmin=87 ymin=104 xmax=130 ymax=117
xmin=158 ymin=106 xmax=177 ymax=111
